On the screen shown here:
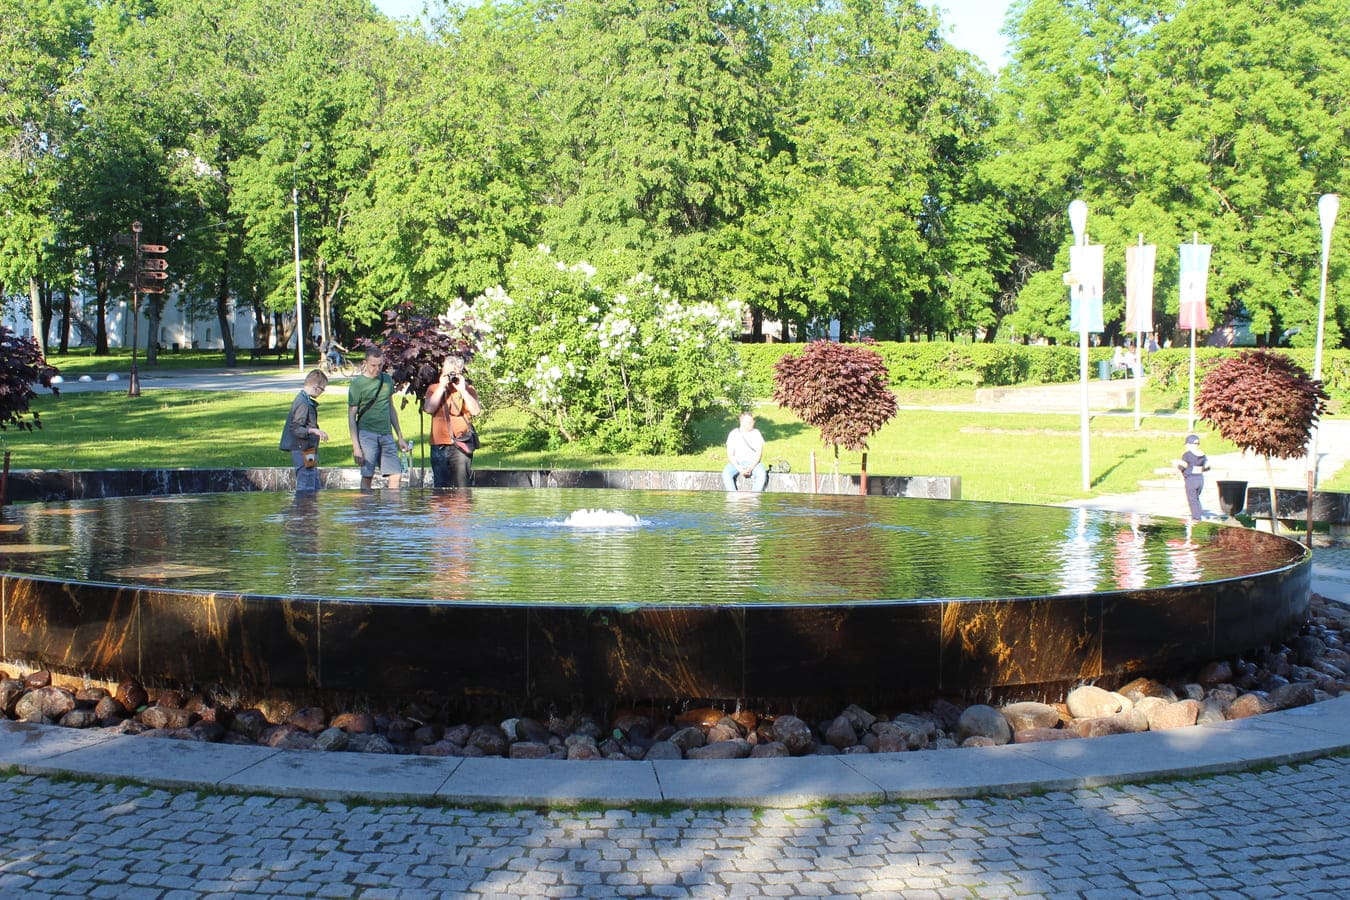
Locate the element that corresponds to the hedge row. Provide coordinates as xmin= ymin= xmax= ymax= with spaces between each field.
xmin=735 ymin=341 xmax=1349 ymax=400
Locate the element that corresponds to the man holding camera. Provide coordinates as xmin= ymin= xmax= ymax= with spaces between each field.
xmin=423 ymin=355 xmax=483 ymax=488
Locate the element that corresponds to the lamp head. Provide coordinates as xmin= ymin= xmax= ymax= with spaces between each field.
xmin=1068 ymin=200 xmax=1088 ymax=244
xmin=1319 ymin=193 xmax=1339 ymax=234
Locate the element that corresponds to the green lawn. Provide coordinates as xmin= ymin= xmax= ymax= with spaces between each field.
xmin=44 ymin=347 xmax=294 ymax=376
xmin=1 ymin=387 xmax=1306 ymax=504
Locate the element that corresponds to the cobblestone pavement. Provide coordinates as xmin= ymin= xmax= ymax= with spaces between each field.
xmin=3 ymin=756 xmax=1348 ymax=898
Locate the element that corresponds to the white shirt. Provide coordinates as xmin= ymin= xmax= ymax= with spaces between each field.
xmin=727 ymin=427 xmax=764 ymax=469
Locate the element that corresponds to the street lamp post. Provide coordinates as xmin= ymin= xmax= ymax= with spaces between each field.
xmin=1068 ymin=200 xmax=1090 ymax=492
xmin=292 ymin=141 xmax=311 ymax=375
xmin=1305 ymin=193 xmax=1339 ymax=510
xmin=129 ymin=221 xmax=143 ymax=397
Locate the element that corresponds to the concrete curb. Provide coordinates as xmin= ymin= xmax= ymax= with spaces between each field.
xmin=4 ymin=695 xmax=1348 ymax=807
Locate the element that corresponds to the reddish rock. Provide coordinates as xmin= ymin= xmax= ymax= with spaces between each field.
xmin=1001 ymin=701 xmax=1061 ymax=732
xmin=1197 ymin=660 xmax=1235 ymax=687
xmin=155 ymin=689 xmax=186 ymax=710
xmin=230 ymin=709 xmax=269 ymax=740
xmin=138 ymin=706 xmax=195 ymax=730
xmin=825 ymin=715 xmax=859 ymax=749
xmin=94 ymin=695 xmax=127 ymax=723
xmin=1147 ymin=699 xmax=1200 ymax=731
xmin=675 ymin=707 xmax=725 ymax=729
xmin=74 ymin=687 xmax=109 ymax=706
xmin=1013 ymin=727 xmax=1080 ymax=743
xmin=16 ymin=686 xmax=76 ymax=723
xmin=770 ymin=715 xmax=814 ymax=756
xmin=23 ymin=670 xmax=52 ymax=689
xmin=115 ymin=680 xmax=149 ymax=711
xmin=509 ymin=741 xmax=552 ymax=759
xmin=331 ymin=712 xmax=376 ymax=734
xmin=1229 ymin=693 xmax=1273 ymax=719
xmin=707 ymin=717 xmax=743 ymax=743
xmin=288 ymin=707 xmax=328 ymax=734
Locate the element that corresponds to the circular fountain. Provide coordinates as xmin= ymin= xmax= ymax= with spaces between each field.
xmin=0 ymin=488 xmax=1309 ymax=703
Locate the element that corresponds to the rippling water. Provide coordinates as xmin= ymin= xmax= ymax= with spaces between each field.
xmin=0 ymin=488 xmax=1306 ymax=606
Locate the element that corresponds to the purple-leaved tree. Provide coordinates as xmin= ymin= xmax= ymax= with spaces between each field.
xmin=772 ymin=340 xmax=897 ymax=493
xmin=1196 ymin=349 xmax=1328 ymax=533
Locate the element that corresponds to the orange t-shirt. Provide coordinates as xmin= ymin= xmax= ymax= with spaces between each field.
xmin=424 ymin=382 xmax=478 ymax=445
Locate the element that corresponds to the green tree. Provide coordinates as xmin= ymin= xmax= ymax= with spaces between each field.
xmin=0 ymin=0 xmax=91 ymax=353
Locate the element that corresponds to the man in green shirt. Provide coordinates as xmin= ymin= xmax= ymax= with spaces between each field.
xmin=347 ymin=346 xmax=411 ymax=490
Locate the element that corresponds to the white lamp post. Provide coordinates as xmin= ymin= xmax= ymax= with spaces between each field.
xmin=1306 ymin=193 xmax=1339 ymax=500
xmin=1313 ymin=193 xmax=1339 ymax=383
xmin=292 ymin=141 xmax=311 ymax=374
xmin=1068 ymin=200 xmax=1090 ymax=492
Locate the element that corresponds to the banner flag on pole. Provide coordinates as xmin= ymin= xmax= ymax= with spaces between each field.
xmin=1178 ymin=243 xmax=1211 ymax=331
xmin=1124 ymin=244 xmax=1156 ymax=334
xmin=1069 ymin=243 xmax=1104 ymax=333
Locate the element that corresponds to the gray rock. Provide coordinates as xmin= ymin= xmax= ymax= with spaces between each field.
xmin=749 ymin=741 xmax=790 ymax=758
xmin=360 ymin=734 xmax=396 ymax=754
xmin=643 ymin=741 xmax=683 ymax=761
xmin=707 ymin=718 xmax=742 ymax=743
xmin=956 ymin=704 xmax=1011 ymax=745
xmin=688 ymin=739 xmax=751 ymax=760
xmin=58 ymin=708 xmax=99 ymax=729
xmin=839 ymin=704 xmax=877 ymax=733
xmin=1179 ymin=683 xmax=1206 ymax=701
xmin=1267 ymin=681 xmax=1316 ymax=711
xmin=1197 ymin=696 xmax=1229 ymax=725
xmin=230 ymin=710 xmax=269 ymax=740
xmin=565 ymin=736 xmax=601 ymax=760
xmin=313 ymin=727 xmax=350 ymax=752
xmin=669 ymin=726 xmax=706 ymax=751
xmin=515 ymin=717 xmax=553 ymax=744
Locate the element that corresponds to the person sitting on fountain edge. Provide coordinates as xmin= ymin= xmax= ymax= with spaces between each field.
xmin=422 ymin=354 xmax=482 ymax=488
xmin=722 ymin=411 xmax=768 ymax=492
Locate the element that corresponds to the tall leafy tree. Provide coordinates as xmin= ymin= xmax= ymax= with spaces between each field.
xmin=0 ymin=0 xmax=91 ymax=352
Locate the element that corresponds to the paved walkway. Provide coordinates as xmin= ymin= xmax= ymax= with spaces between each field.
xmin=2 ymin=753 xmax=1348 ymax=897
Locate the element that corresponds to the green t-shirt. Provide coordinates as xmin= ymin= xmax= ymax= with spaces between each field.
xmin=348 ymin=372 xmax=394 ymax=435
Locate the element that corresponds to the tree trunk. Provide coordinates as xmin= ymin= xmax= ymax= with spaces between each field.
xmin=216 ymin=256 xmax=235 ymax=365
xmin=59 ymin=287 xmax=71 ymax=353
xmin=146 ymin=297 xmax=162 ymax=365
xmin=28 ymin=277 xmax=44 ymax=354
xmin=1265 ymin=456 xmax=1279 ymax=535
xmin=94 ymin=250 xmax=109 ymax=354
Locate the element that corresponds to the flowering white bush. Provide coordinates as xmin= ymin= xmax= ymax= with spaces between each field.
xmin=443 ymin=247 xmax=748 ymax=453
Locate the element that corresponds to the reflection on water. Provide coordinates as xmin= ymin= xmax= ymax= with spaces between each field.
xmin=0 ymin=489 xmax=1307 ymax=607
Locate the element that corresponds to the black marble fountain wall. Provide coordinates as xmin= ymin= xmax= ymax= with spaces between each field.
xmin=0 ymin=560 xmax=1309 ymax=703
xmin=2 ymin=467 xmax=960 ymax=502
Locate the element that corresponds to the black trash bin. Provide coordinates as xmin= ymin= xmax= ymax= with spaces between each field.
xmin=1216 ymin=480 xmax=1248 ymax=518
